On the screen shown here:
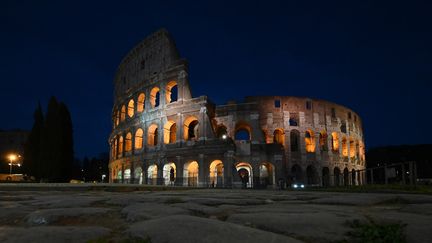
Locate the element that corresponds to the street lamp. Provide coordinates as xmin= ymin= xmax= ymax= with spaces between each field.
xmin=7 ymin=154 xmax=21 ymax=175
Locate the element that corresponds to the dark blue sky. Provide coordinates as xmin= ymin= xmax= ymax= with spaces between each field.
xmin=1 ymin=0 xmax=430 ymax=158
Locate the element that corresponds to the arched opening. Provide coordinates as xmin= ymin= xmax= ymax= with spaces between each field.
xmin=134 ymin=167 xmax=143 ymax=184
xmin=306 ymin=165 xmax=319 ymax=185
xmin=290 ymin=130 xmax=300 ymax=152
xmin=183 ymin=161 xmax=199 ymax=186
xmin=216 ymin=125 xmax=228 ymax=139
xmin=259 ymin=162 xmax=275 ymax=187
xmin=331 ymin=132 xmax=339 ymax=152
xmin=150 ymin=87 xmax=160 ymax=108
xmin=118 ymin=136 xmax=124 ymax=157
xmin=147 ymin=124 xmax=158 ymax=146
xmin=184 ymin=116 xmax=199 ymax=141
xmin=343 ymin=168 xmax=349 ymax=186
xmin=209 ymin=160 xmax=224 ymax=187
xmin=147 ymin=164 xmax=158 ymax=185
xmin=134 ymin=128 xmax=143 ymax=149
xmin=166 ymin=81 xmax=178 ymax=103
xmin=334 ymin=167 xmax=341 ymax=186
xmin=125 ymin=132 xmax=132 ymax=152
xmin=305 ymin=130 xmax=315 ymax=153
xmin=319 ymin=131 xmax=328 ymax=151
xmin=127 ymin=99 xmax=134 ymax=118
xmin=124 ymin=169 xmax=131 ymax=183
xmin=322 ymin=167 xmax=330 ymax=187
xmin=163 ymin=162 xmax=176 ymax=186
xmin=163 ymin=121 xmax=177 ymax=144
xmin=117 ymin=170 xmax=122 ymax=182
xmin=236 ymin=162 xmax=253 ymax=188
xmin=291 ymin=164 xmax=303 ymax=183
xmin=137 ymin=93 xmax=145 ymax=112
xmin=356 ymin=141 xmax=360 ymax=160
xmin=273 ymin=129 xmax=284 ymax=145
xmin=235 ymin=122 xmax=251 ymax=141
xmin=351 ymin=169 xmax=356 ymax=186
xmin=349 ymin=138 xmax=356 ymax=158
xmin=113 ymin=138 xmax=118 ymax=159
xmin=342 ymin=137 xmax=348 ymax=157
xmin=120 ymin=105 xmax=126 ymax=122
xmin=115 ymin=110 xmax=120 ymax=126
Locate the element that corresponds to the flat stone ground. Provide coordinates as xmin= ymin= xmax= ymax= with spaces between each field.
xmin=1 ymin=185 xmax=432 ymax=243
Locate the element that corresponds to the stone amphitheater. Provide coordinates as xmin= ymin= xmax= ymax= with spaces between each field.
xmin=108 ymin=29 xmax=366 ymax=188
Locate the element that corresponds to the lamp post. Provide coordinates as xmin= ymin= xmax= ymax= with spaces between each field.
xmin=7 ymin=154 xmax=20 ymax=175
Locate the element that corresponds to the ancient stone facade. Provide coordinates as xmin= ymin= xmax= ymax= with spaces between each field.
xmin=108 ymin=29 xmax=366 ymax=188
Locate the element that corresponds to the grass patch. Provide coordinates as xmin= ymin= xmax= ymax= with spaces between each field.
xmin=340 ymin=219 xmax=406 ymax=243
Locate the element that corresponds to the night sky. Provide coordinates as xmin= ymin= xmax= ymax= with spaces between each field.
xmin=1 ymin=1 xmax=430 ymax=159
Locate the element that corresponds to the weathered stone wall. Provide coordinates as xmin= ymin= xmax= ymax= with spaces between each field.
xmin=109 ymin=29 xmax=366 ymax=188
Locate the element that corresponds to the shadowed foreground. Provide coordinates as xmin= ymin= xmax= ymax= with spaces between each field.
xmin=0 ymin=184 xmax=431 ymax=243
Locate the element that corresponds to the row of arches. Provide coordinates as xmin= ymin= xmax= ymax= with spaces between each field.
xmin=225 ymin=123 xmax=364 ymax=160
xmin=113 ymin=81 xmax=178 ymax=127
xmin=113 ymin=160 xmax=276 ymax=188
xmin=291 ymin=164 xmax=364 ymax=186
xmin=111 ymin=116 xmax=199 ymax=158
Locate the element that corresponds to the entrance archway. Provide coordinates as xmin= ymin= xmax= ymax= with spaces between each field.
xmin=183 ymin=161 xmax=199 ymax=186
xmin=291 ymin=164 xmax=303 ymax=183
xmin=163 ymin=162 xmax=176 ymax=185
xmin=209 ymin=160 xmax=224 ymax=187
xmin=334 ymin=167 xmax=341 ymax=186
xmin=134 ymin=167 xmax=143 ymax=184
xmin=147 ymin=164 xmax=158 ymax=185
xmin=259 ymin=162 xmax=275 ymax=187
xmin=236 ymin=162 xmax=253 ymax=188
xmin=306 ymin=165 xmax=319 ymax=185
xmin=322 ymin=167 xmax=330 ymax=187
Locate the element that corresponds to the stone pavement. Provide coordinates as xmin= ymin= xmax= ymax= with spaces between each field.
xmin=0 ymin=186 xmax=432 ymax=242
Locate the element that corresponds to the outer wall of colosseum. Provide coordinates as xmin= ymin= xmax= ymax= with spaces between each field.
xmin=108 ymin=29 xmax=366 ymax=188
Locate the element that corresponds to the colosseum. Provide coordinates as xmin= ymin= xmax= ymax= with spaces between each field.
xmin=108 ymin=29 xmax=366 ymax=188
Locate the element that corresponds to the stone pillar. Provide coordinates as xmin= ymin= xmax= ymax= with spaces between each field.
xmin=198 ymin=154 xmax=206 ymax=187
xmin=223 ymin=151 xmax=235 ymax=188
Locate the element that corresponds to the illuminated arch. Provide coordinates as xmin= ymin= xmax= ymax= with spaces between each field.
xmin=259 ymin=162 xmax=275 ymax=187
xmin=331 ymin=132 xmax=339 ymax=152
xmin=163 ymin=120 xmax=177 ymax=144
xmin=236 ymin=162 xmax=253 ymax=188
xmin=127 ymin=99 xmax=134 ymax=118
xmin=319 ymin=131 xmax=328 ymax=151
xmin=273 ymin=128 xmax=285 ymax=145
xmin=120 ymin=105 xmax=126 ymax=122
xmin=209 ymin=160 xmax=224 ymax=187
xmin=148 ymin=124 xmax=158 ymax=146
xmin=147 ymin=164 xmax=158 ymax=185
xmin=134 ymin=128 xmax=143 ymax=149
xmin=342 ymin=137 xmax=348 ymax=157
xmin=150 ymin=87 xmax=160 ymax=108
xmin=118 ymin=136 xmax=124 ymax=157
xmin=115 ymin=110 xmax=120 ymax=126
xmin=125 ymin=132 xmax=132 ymax=152
xmin=137 ymin=93 xmax=145 ymax=112
xmin=134 ymin=167 xmax=143 ymax=184
xmin=349 ymin=137 xmax=356 ymax=158
xmin=183 ymin=161 xmax=199 ymax=186
xmin=163 ymin=162 xmax=176 ymax=185
xmin=184 ymin=116 xmax=199 ymax=141
xmin=305 ymin=130 xmax=315 ymax=153
xmin=165 ymin=80 xmax=178 ymax=104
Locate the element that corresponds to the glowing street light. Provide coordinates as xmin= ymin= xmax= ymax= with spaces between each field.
xmin=7 ymin=154 xmax=21 ymax=175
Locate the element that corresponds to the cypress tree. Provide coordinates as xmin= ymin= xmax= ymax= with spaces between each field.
xmin=39 ymin=96 xmax=60 ymax=182
xmin=23 ymin=102 xmax=44 ymax=180
xmin=58 ymin=102 xmax=74 ymax=181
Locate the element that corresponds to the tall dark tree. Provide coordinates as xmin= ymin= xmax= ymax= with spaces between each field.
xmin=23 ymin=102 xmax=44 ymax=180
xmin=57 ymin=102 xmax=74 ymax=181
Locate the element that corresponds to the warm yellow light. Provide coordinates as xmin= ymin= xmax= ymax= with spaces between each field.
xmin=8 ymin=154 xmax=17 ymax=162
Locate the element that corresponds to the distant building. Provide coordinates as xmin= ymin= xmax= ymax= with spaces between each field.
xmin=108 ymin=29 xmax=366 ymax=188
